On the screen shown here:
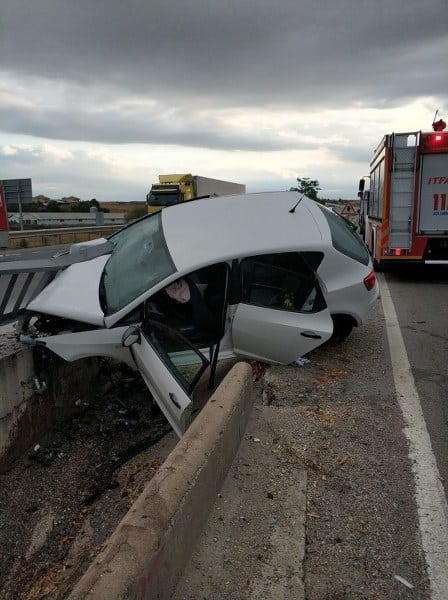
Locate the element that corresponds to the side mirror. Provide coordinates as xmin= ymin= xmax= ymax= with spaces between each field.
xmin=358 ymin=178 xmax=365 ymax=192
xmin=122 ymin=325 xmax=141 ymax=347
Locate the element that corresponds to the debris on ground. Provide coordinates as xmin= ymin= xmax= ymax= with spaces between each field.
xmin=0 ymin=363 xmax=172 ymax=600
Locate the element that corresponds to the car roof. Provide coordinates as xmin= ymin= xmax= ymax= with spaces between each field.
xmin=161 ymin=191 xmax=329 ymax=272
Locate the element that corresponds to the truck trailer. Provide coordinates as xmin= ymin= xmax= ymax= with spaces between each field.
xmin=358 ymin=126 xmax=448 ymax=267
xmin=146 ymin=174 xmax=246 ymax=213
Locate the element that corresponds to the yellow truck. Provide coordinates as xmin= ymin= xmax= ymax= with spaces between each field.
xmin=146 ymin=173 xmax=246 ymax=213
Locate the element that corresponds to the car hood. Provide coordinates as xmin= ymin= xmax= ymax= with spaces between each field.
xmin=27 ymin=255 xmax=109 ymax=326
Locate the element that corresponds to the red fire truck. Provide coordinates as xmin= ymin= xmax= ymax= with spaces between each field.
xmin=358 ymin=124 xmax=448 ymax=267
xmin=0 ymin=186 xmax=9 ymax=248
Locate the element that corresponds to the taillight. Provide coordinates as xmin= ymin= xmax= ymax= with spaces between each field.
xmin=363 ymin=270 xmax=376 ymax=291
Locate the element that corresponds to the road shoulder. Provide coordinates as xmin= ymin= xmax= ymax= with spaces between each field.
xmin=174 ymin=400 xmax=307 ymax=600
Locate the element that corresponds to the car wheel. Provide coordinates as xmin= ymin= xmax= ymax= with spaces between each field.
xmin=329 ymin=315 xmax=354 ymax=345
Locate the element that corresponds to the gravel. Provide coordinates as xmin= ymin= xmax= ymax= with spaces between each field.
xmin=262 ymin=303 xmax=430 ymax=599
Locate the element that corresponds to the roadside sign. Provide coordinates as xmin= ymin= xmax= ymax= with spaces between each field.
xmin=0 ymin=178 xmax=33 ymax=231
xmin=340 ymin=201 xmax=357 ymax=216
xmin=0 ymin=179 xmax=33 ymax=207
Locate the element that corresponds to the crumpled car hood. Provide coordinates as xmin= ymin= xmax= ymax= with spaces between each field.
xmin=27 ymin=255 xmax=110 ymax=326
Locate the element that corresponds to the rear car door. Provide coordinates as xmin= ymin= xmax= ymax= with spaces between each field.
xmin=231 ymin=253 xmax=333 ymax=363
xmin=123 ymin=320 xmax=209 ymax=437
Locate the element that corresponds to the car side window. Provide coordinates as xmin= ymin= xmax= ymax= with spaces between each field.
xmin=240 ymin=253 xmax=325 ymax=313
xmin=140 ymin=320 xmax=208 ymax=394
xmin=318 ymin=205 xmax=369 ymax=265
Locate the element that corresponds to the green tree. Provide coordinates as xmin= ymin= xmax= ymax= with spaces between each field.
xmin=293 ymin=177 xmax=322 ymax=203
xmin=47 ymin=200 xmax=60 ymax=212
xmin=70 ymin=200 xmax=107 ymax=212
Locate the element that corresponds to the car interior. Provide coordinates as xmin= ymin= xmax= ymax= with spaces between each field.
xmin=240 ymin=252 xmax=325 ymax=314
xmin=144 ymin=263 xmax=228 ymax=389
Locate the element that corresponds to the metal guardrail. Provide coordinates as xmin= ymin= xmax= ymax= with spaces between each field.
xmin=0 ymin=265 xmax=59 ymax=323
xmin=7 ymin=225 xmax=122 ymax=249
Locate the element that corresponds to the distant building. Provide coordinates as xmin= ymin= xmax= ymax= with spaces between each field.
xmin=8 ymin=212 xmax=125 ymax=227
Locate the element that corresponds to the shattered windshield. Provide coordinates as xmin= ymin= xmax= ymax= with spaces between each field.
xmin=100 ymin=212 xmax=176 ymax=314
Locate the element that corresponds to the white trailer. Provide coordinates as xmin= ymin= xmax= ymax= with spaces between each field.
xmin=146 ymin=173 xmax=246 ymax=213
xmin=191 ymin=175 xmax=246 ymax=198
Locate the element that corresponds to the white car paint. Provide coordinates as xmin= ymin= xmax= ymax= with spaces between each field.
xmin=161 ymin=191 xmax=325 ymax=274
xmin=21 ymin=191 xmax=379 ymax=437
xmin=39 ymin=326 xmax=133 ymax=366
xmin=27 ymin=255 xmax=109 ymax=326
xmin=26 ymin=192 xmax=378 ymax=330
xmin=231 ymin=302 xmax=332 ymax=364
xmin=127 ymin=328 xmax=205 ymax=437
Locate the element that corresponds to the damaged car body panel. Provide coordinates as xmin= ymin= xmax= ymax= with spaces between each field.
xmin=27 ymin=255 xmax=109 ymax=326
xmin=17 ymin=191 xmax=379 ymax=436
xmin=122 ymin=321 xmax=209 ymax=437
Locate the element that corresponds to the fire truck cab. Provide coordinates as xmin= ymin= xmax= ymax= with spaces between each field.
xmin=358 ymin=128 xmax=448 ymax=267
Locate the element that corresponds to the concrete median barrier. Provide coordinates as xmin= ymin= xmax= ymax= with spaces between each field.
xmin=68 ymin=361 xmax=254 ymax=600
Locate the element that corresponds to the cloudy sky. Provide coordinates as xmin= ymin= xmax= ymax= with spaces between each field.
xmin=1 ymin=0 xmax=447 ymax=202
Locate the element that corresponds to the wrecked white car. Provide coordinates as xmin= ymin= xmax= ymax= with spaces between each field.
xmin=19 ymin=191 xmax=379 ymax=436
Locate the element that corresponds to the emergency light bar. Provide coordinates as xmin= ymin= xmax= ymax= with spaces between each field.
xmin=421 ymin=132 xmax=448 ymax=153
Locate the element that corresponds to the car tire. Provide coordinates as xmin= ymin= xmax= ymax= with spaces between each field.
xmin=329 ymin=315 xmax=354 ymax=345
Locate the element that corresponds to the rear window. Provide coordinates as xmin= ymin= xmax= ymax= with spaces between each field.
xmin=318 ymin=206 xmax=369 ymax=265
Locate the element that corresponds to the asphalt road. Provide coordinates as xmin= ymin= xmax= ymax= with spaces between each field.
xmin=385 ymin=265 xmax=448 ymax=501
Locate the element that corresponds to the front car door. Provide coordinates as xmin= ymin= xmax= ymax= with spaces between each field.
xmin=123 ymin=320 xmax=209 ymax=437
xmin=231 ymin=253 xmax=333 ymax=364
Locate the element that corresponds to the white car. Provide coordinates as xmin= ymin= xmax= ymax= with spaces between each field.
xmin=21 ymin=191 xmax=379 ymax=436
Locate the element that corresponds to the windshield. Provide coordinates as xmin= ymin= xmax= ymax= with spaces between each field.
xmin=100 ymin=212 xmax=176 ymax=314
xmin=148 ymin=192 xmax=180 ymax=207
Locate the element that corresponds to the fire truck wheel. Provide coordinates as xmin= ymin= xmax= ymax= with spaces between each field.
xmin=329 ymin=315 xmax=355 ymax=345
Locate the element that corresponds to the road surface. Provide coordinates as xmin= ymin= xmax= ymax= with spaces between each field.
xmin=385 ymin=265 xmax=448 ymax=500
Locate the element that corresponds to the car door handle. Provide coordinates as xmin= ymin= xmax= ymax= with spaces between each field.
xmin=169 ymin=392 xmax=181 ymax=409
xmin=300 ymin=331 xmax=322 ymax=339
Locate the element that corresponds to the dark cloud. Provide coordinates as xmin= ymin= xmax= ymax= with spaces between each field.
xmin=1 ymin=0 xmax=446 ymax=199
xmin=1 ymin=0 xmax=447 ymax=109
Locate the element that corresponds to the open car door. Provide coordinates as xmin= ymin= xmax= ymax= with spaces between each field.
xmin=122 ymin=320 xmax=209 ymax=437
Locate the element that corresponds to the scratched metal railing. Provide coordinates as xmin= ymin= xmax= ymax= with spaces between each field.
xmin=0 ymin=263 xmax=61 ymax=322
xmin=0 ymin=239 xmax=114 ymax=323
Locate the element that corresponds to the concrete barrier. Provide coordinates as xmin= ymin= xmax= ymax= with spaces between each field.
xmin=68 ymin=361 xmax=254 ymax=600
xmin=0 ymin=345 xmax=101 ymax=473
